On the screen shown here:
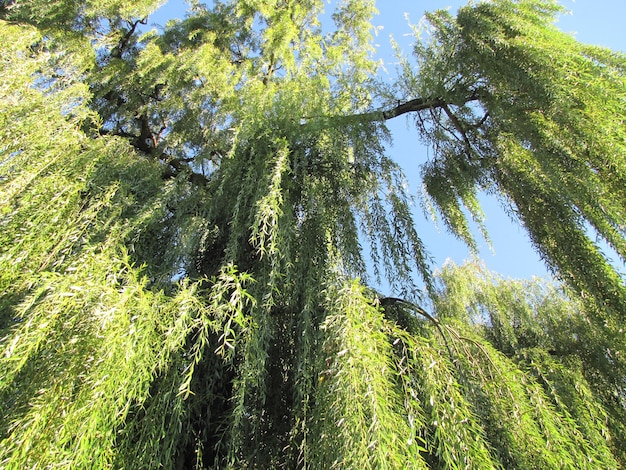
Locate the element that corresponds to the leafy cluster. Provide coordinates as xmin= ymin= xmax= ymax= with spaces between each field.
xmin=0 ymin=0 xmax=624 ymax=468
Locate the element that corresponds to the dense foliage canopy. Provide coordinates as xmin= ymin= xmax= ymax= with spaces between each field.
xmin=0 ymin=0 xmax=625 ymax=468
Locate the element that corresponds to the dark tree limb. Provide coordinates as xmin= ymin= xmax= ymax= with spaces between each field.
xmin=110 ymin=17 xmax=147 ymax=59
xmin=381 ymin=96 xmax=448 ymax=120
xmin=380 ymin=89 xmax=482 ymax=121
xmin=99 ymin=123 xmax=209 ymax=186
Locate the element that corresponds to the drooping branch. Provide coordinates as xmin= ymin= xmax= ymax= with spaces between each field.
xmin=379 ymin=296 xmax=455 ymax=359
xmin=379 ymin=297 xmax=439 ymax=325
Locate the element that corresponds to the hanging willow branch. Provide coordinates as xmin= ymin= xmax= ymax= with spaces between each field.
xmin=1 ymin=0 xmax=625 ymax=468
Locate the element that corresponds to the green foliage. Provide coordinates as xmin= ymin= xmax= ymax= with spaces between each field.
xmin=0 ymin=0 xmax=625 ymax=468
xmin=408 ymin=0 xmax=626 ymax=327
xmin=313 ymin=281 xmax=424 ymax=469
xmin=432 ymin=261 xmax=625 ymax=466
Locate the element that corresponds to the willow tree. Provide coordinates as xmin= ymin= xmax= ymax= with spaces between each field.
xmin=1 ymin=0 xmax=625 ymax=467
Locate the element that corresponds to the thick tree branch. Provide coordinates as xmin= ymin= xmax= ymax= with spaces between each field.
xmin=324 ymin=90 xmax=483 ymax=128
xmin=381 ymin=96 xmax=447 ymax=120
xmin=380 ymin=90 xmax=482 ymax=121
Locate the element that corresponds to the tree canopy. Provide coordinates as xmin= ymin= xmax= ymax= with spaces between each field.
xmin=0 ymin=0 xmax=625 ymax=468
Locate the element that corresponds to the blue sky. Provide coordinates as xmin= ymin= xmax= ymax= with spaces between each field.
xmin=148 ymin=0 xmax=626 ymax=282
